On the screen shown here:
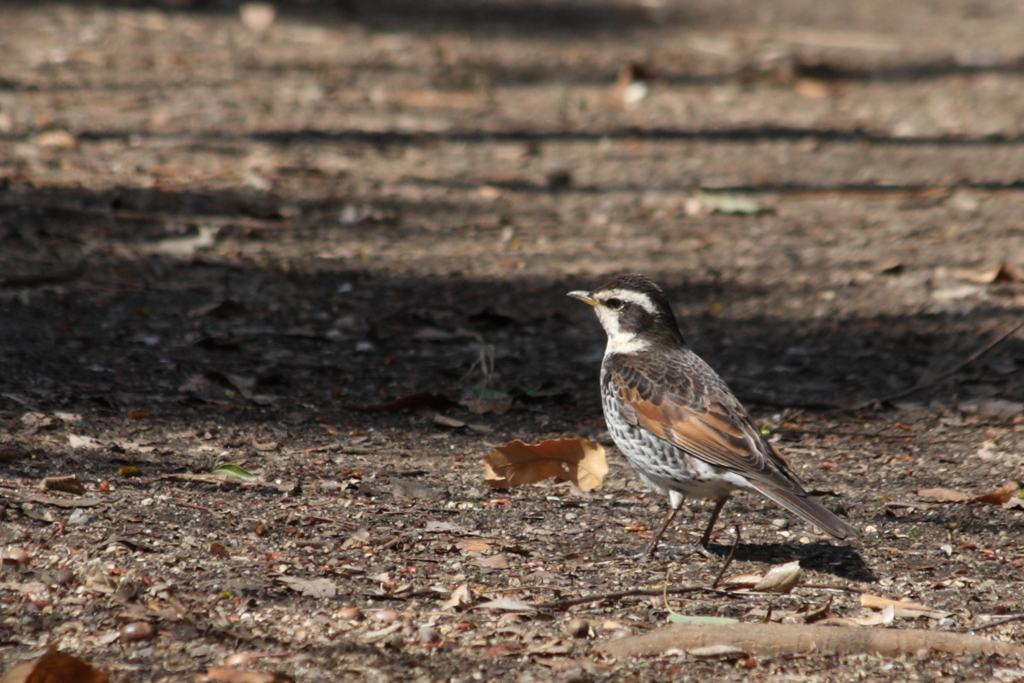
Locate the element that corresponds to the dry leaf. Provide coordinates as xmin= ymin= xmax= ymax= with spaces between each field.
xmin=955 ymin=262 xmax=1024 ymax=284
xmin=455 ymin=538 xmax=493 ymax=553
xmin=955 ymin=266 xmax=1002 ymax=284
xmin=853 ymin=604 xmax=896 ymax=627
xmin=31 ymin=130 xmax=77 ymax=149
xmin=476 ymin=597 xmax=537 ymax=612
xmin=861 ymin=594 xmax=932 ymax=612
xmin=0 ymin=647 xmax=109 ymax=683
xmin=752 ymin=560 xmax=801 ymax=594
xmin=68 ymin=434 xmax=103 ymax=450
xmin=441 ymin=584 xmax=473 ymax=611
xmin=472 ymin=554 xmax=509 ymax=569
xmin=482 ymin=437 xmax=607 ymax=491
xmin=277 ymin=576 xmax=337 ymax=599
xmin=718 ymin=573 xmax=764 ymax=590
xmin=859 ymin=594 xmax=950 ymax=620
xmin=914 ymin=487 xmax=971 ymax=503
xmin=794 ymin=78 xmax=830 ymax=99
xmin=973 ymin=482 xmax=1019 ymax=505
xmin=994 ymin=262 xmax=1024 ymax=282
xmin=916 ymin=483 xmax=1019 ymax=506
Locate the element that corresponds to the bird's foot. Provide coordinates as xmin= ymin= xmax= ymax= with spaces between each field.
xmin=617 ymin=547 xmax=655 ymax=561
xmin=660 ymin=542 xmax=717 ymax=561
xmin=620 ymin=542 xmax=716 ymax=561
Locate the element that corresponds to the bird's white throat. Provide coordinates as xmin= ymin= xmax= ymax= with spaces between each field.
xmin=595 ymin=306 xmax=651 ymax=356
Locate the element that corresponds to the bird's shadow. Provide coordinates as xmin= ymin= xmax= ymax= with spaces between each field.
xmin=698 ymin=541 xmax=877 ymax=583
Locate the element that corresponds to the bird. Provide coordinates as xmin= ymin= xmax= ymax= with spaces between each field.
xmin=568 ymin=274 xmax=857 ymax=557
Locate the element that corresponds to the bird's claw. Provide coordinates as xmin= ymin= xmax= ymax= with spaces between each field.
xmin=619 ymin=542 xmax=716 ymax=561
xmin=661 ymin=542 xmax=717 ymax=561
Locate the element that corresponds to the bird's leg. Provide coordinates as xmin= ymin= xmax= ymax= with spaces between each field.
xmin=647 ymin=497 xmax=729 ymax=561
xmin=699 ymin=496 xmax=729 ymax=549
xmin=637 ymin=505 xmax=680 ymax=558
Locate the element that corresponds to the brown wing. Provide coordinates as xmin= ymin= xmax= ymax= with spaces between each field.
xmin=606 ymin=350 xmax=858 ymax=539
xmin=607 ymin=350 xmax=802 ymax=493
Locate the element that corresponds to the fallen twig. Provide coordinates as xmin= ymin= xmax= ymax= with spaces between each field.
xmin=712 ymin=524 xmax=741 ymax=589
xmin=971 ymin=613 xmax=1024 ymax=632
xmin=799 ymin=584 xmax=867 ymax=594
xmin=534 ymin=587 xmax=709 ymax=612
xmin=864 ymin=318 xmax=1024 ymax=407
xmin=598 ymin=622 xmax=1024 ymax=659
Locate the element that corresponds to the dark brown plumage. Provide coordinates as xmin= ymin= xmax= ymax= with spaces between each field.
xmin=569 ymin=274 xmax=857 ymax=556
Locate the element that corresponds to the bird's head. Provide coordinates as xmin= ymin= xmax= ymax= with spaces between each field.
xmin=568 ymin=274 xmax=684 ymax=354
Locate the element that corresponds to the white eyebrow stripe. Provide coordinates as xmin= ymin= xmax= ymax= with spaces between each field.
xmin=597 ymin=288 xmax=657 ymax=315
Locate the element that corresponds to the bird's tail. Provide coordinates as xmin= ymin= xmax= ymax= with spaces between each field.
xmin=749 ymin=483 xmax=858 ymax=540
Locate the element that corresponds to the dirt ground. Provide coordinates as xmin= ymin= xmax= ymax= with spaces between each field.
xmin=2 ymin=0 xmax=1024 ymax=681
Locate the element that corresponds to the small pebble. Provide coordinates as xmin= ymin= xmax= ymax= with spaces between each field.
xmin=771 ymin=518 xmax=788 ymax=530
xmin=121 ymin=621 xmax=155 ymax=642
xmin=239 ymin=2 xmax=276 ymax=33
xmin=371 ymin=609 xmax=399 ymax=623
xmin=338 ymin=607 xmax=363 ymax=622
xmin=608 ymin=628 xmax=632 ymax=640
xmin=418 ymin=628 xmax=441 ymax=645
xmin=53 ymin=568 xmax=75 ymax=586
xmin=67 ymin=509 xmax=89 ymax=526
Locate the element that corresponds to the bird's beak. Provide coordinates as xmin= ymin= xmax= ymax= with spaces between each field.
xmin=567 ymin=291 xmax=598 ymax=307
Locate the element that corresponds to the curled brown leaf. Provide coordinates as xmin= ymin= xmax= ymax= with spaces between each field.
xmin=482 ymin=437 xmax=607 ymax=491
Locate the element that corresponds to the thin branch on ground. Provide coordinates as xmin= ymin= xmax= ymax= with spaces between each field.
xmin=863 ymin=318 xmax=1024 ymax=407
xmin=798 ymin=584 xmax=868 ymax=594
xmin=970 ymin=613 xmax=1024 ymax=632
xmin=712 ymin=524 xmax=741 ymax=589
xmin=533 ymin=586 xmax=710 ymax=611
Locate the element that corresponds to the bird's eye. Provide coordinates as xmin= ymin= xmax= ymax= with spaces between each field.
xmin=605 ymin=298 xmax=624 ymax=310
